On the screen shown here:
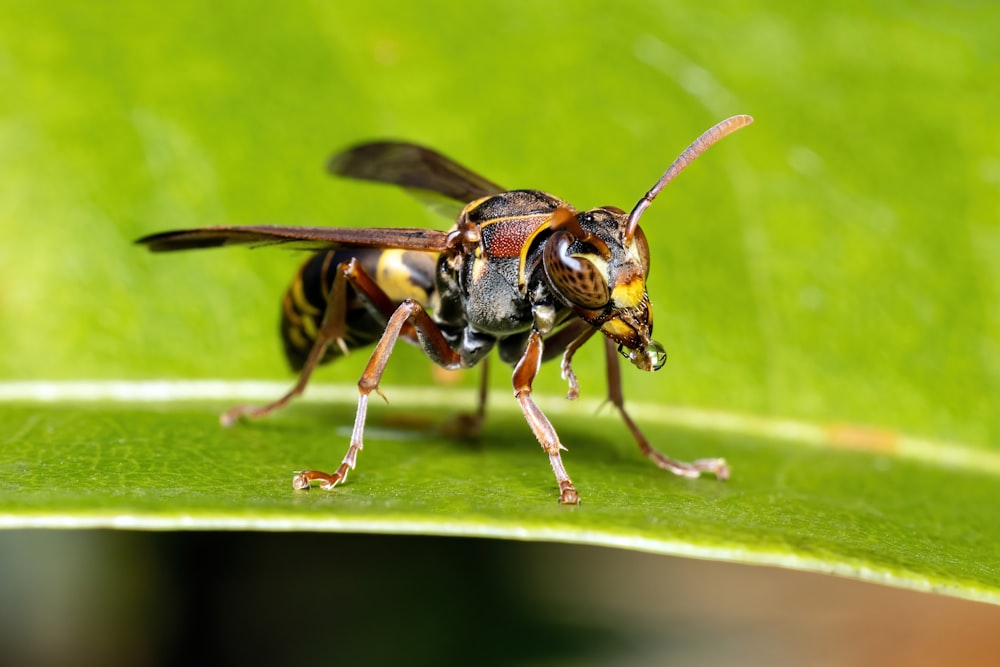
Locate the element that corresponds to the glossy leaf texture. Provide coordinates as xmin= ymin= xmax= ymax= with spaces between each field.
xmin=1 ymin=0 xmax=998 ymax=606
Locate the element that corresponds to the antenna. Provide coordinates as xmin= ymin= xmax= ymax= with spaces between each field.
xmin=624 ymin=114 xmax=753 ymax=243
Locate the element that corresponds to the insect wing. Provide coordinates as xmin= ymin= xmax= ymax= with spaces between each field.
xmin=328 ymin=142 xmax=506 ymax=204
xmin=137 ymin=224 xmax=451 ymax=253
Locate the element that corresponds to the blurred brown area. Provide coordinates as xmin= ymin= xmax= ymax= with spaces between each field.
xmin=1 ymin=532 xmax=997 ymax=666
xmin=537 ymin=545 xmax=1000 ymax=666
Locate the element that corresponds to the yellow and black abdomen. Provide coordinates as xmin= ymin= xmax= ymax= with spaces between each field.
xmin=280 ymin=248 xmax=439 ymax=371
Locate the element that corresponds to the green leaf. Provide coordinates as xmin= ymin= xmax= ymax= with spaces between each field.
xmin=3 ymin=382 xmax=999 ymax=605
xmin=2 ymin=0 xmax=999 ymax=608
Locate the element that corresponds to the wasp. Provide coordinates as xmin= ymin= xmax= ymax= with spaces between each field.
xmin=138 ymin=115 xmax=753 ymax=504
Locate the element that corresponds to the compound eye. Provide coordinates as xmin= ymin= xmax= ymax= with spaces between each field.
xmin=632 ymin=225 xmax=651 ymax=278
xmin=543 ymin=232 xmax=611 ymax=309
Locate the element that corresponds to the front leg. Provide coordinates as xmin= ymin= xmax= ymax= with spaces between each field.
xmin=536 ymin=319 xmax=595 ymax=401
xmin=294 ymin=299 xmax=463 ymax=491
xmin=604 ymin=338 xmax=729 ymax=480
xmin=513 ymin=330 xmax=581 ymax=504
xmin=556 ymin=324 xmax=598 ymax=401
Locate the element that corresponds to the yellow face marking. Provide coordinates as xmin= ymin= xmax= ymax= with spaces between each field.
xmin=601 ymin=317 xmax=637 ymax=343
xmin=611 ymin=275 xmax=646 ymax=309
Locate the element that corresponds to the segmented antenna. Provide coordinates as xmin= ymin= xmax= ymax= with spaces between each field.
xmin=624 ymin=114 xmax=753 ymax=243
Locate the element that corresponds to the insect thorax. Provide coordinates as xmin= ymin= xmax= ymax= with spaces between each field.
xmin=438 ymin=190 xmax=571 ymax=334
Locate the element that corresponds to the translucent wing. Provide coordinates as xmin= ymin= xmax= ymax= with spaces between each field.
xmin=328 ymin=141 xmax=506 ymax=205
xmin=139 ymin=142 xmax=500 ymax=253
xmin=137 ymin=224 xmax=450 ymax=253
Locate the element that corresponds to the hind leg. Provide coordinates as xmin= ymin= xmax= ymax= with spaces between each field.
xmin=293 ymin=299 xmax=462 ymax=490
xmin=221 ymin=256 xmax=408 ymax=427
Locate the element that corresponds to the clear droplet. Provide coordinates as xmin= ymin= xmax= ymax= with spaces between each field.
xmin=647 ymin=339 xmax=667 ymax=371
xmin=618 ymin=341 xmax=667 ymax=371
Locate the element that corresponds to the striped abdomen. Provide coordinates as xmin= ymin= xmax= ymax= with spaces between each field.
xmin=280 ymin=248 xmax=438 ymax=371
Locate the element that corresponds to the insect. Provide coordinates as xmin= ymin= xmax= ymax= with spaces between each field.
xmin=138 ymin=114 xmax=753 ymax=504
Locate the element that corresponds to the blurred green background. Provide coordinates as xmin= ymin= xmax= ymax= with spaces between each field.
xmin=2 ymin=1 xmax=997 ymax=446
xmin=2 ymin=1 xmax=999 ymax=664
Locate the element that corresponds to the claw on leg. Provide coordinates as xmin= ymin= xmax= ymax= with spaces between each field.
xmin=294 ymin=392 xmax=369 ymax=491
xmin=603 ymin=338 xmax=729 ymax=483
xmin=558 ymin=325 xmax=597 ymax=401
xmin=560 ymin=358 xmax=580 ymax=401
xmin=515 ymin=330 xmax=582 ymax=503
xmin=220 ymin=404 xmax=260 ymax=428
xmin=645 ymin=451 xmax=730 ymax=481
xmin=295 ymin=301 xmax=464 ymax=496
xmin=293 ymin=465 xmax=350 ymax=490
xmin=558 ymin=479 xmax=581 ymax=505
